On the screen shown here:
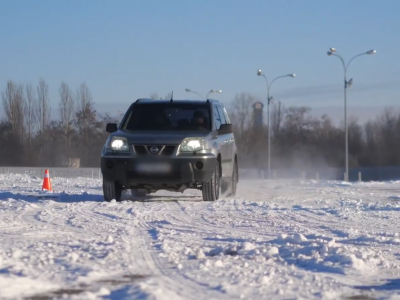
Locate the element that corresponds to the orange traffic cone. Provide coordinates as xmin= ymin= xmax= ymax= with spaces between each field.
xmin=42 ymin=169 xmax=52 ymax=191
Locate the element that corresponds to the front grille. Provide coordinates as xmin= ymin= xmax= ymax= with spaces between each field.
xmin=133 ymin=145 xmax=176 ymax=156
xmin=161 ymin=146 xmax=175 ymax=156
xmin=134 ymin=146 xmax=148 ymax=155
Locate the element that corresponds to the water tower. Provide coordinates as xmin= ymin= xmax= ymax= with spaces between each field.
xmin=252 ymin=101 xmax=264 ymax=129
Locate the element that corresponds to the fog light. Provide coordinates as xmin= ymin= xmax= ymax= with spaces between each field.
xmin=106 ymin=161 xmax=113 ymax=169
xmin=195 ymin=161 xmax=203 ymax=170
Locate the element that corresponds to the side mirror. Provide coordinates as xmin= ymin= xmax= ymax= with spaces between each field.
xmin=106 ymin=123 xmax=118 ymax=133
xmin=218 ymin=123 xmax=233 ymax=135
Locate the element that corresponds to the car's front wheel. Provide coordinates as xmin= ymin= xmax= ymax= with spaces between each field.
xmin=103 ymin=178 xmax=122 ymax=202
xmin=202 ymin=162 xmax=220 ymax=201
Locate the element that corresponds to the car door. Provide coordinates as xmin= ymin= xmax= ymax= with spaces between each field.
xmin=221 ymin=106 xmax=237 ymax=171
xmin=214 ymin=104 xmax=231 ymax=177
xmin=217 ymin=105 xmax=234 ymax=176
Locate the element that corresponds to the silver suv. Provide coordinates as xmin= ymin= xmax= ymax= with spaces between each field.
xmin=100 ymin=98 xmax=238 ymax=201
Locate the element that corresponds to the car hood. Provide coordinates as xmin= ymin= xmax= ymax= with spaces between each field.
xmin=111 ymin=130 xmax=213 ymax=145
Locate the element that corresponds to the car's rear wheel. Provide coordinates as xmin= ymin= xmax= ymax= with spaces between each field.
xmin=103 ymin=178 xmax=122 ymax=202
xmin=202 ymin=162 xmax=220 ymax=201
xmin=221 ymin=160 xmax=238 ymax=197
xmin=221 ymin=178 xmax=229 ymax=195
xmin=228 ymin=159 xmax=238 ymax=197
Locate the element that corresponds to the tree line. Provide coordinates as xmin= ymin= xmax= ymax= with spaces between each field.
xmin=228 ymin=92 xmax=400 ymax=171
xmin=0 ymin=79 xmax=116 ymax=167
xmin=0 ymin=79 xmax=399 ymax=170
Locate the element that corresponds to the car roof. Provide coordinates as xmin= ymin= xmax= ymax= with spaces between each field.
xmin=132 ymin=98 xmax=221 ymax=105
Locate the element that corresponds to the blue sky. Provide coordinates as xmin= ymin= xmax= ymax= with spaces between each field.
xmin=1 ymin=0 xmax=399 ymax=123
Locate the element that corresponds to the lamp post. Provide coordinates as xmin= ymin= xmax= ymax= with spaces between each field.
xmin=206 ymin=89 xmax=222 ymax=99
xmin=257 ymin=70 xmax=296 ymax=179
xmin=185 ymin=88 xmax=204 ymax=99
xmin=327 ymin=48 xmax=376 ymax=181
xmin=185 ymin=88 xmax=222 ymax=99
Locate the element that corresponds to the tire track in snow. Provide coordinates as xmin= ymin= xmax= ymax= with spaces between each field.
xmin=59 ymin=199 xmax=228 ymax=300
xmin=173 ymin=198 xmax=295 ymax=240
xmin=0 ymin=201 xmax=88 ymax=244
xmin=142 ymin=199 xmax=267 ymax=243
xmin=135 ymin=209 xmax=230 ymax=299
xmin=125 ymin=199 xmax=232 ymax=299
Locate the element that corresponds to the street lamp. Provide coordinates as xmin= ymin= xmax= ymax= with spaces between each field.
xmin=327 ymin=47 xmax=376 ymax=181
xmin=185 ymin=88 xmax=222 ymax=99
xmin=206 ymin=89 xmax=222 ymax=99
xmin=257 ymin=69 xmax=296 ymax=179
xmin=185 ymin=88 xmax=204 ymax=99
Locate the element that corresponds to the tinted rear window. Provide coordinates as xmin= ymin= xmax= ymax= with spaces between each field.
xmin=121 ymin=102 xmax=211 ymax=131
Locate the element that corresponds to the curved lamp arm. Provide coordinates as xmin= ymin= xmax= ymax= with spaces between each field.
xmin=270 ymin=74 xmax=296 ymax=92
xmin=327 ymin=49 xmax=376 ymax=76
xmin=185 ymin=88 xmax=204 ymax=99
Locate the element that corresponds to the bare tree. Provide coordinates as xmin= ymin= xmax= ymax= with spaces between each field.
xmin=76 ymin=83 xmax=98 ymax=166
xmin=59 ymin=82 xmax=75 ymax=147
xmin=99 ymin=112 xmax=119 ymax=125
xmin=231 ymin=92 xmax=256 ymax=138
xmin=347 ymin=116 xmax=363 ymax=167
xmin=376 ymin=108 xmax=399 ymax=166
xmin=76 ymin=83 xmax=96 ymax=132
xmin=284 ymin=106 xmax=313 ymax=134
xmin=36 ymin=78 xmax=51 ymax=133
xmin=363 ymin=120 xmax=379 ymax=166
xmin=271 ymin=101 xmax=285 ymax=138
xmin=24 ymin=84 xmax=38 ymax=149
xmin=1 ymin=81 xmax=25 ymax=139
xmin=0 ymin=119 xmax=25 ymax=166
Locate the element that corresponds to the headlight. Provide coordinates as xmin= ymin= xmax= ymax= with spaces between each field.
xmin=180 ymin=138 xmax=205 ymax=152
xmin=109 ymin=136 xmax=129 ymax=151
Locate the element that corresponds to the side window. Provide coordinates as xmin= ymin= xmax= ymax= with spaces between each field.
xmin=213 ymin=105 xmax=222 ymax=130
xmin=216 ymin=106 xmax=227 ymax=124
xmin=222 ymin=107 xmax=231 ymax=124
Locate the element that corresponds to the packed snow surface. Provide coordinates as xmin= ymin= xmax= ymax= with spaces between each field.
xmin=1 ymin=174 xmax=400 ymax=299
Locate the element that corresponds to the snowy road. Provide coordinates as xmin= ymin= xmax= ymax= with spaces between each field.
xmin=1 ymin=174 xmax=400 ymax=300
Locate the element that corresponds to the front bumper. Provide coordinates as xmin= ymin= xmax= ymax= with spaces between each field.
xmin=101 ymin=154 xmax=217 ymax=185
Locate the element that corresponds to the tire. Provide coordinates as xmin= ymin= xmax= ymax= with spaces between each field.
xmin=221 ymin=178 xmax=229 ymax=195
xmin=228 ymin=159 xmax=238 ymax=197
xmin=202 ymin=161 xmax=220 ymax=201
xmin=221 ymin=160 xmax=238 ymax=197
xmin=103 ymin=178 xmax=122 ymax=202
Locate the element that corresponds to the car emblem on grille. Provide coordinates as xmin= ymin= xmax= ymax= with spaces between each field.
xmin=149 ymin=146 xmax=159 ymax=154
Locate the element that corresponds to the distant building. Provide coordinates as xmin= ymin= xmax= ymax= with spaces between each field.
xmin=252 ymin=101 xmax=264 ymax=128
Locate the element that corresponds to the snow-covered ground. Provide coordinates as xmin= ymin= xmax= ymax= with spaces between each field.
xmin=1 ymin=174 xmax=400 ymax=300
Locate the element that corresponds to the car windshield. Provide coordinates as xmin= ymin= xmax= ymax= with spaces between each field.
xmin=120 ymin=102 xmax=212 ymax=131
